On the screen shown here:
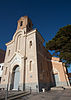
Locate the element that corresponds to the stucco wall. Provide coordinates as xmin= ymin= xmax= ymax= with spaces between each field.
xmin=51 ymin=57 xmax=69 ymax=86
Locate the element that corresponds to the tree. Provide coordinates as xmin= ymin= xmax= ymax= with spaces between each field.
xmin=46 ymin=25 xmax=71 ymax=66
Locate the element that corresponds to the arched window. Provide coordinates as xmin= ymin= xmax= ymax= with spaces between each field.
xmin=29 ymin=61 xmax=32 ymax=71
xmin=2 ymin=66 xmax=3 ymax=70
xmin=8 ymin=50 xmax=10 ymax=56
xmin=17 ymin=35 xmax=21 ymax=50
xmin=29 ymin=41 xmax=32 ymax=48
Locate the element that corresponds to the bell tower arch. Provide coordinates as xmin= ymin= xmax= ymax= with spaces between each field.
xmin=16 ymin=16 xmax=33 ymax=33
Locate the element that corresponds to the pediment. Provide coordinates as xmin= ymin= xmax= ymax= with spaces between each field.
xmin=9 ymin=52 xmax=24 ymax=64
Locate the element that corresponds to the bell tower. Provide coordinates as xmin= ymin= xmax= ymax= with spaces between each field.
xmin=16 ymin=16 xmax=33 ymax=33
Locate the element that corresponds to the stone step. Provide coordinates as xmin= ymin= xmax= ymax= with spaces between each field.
xmin=0 ymin=91 xmax=30 ymax=100
xmin=8 ymin=91 xmax=30 ymax=100
xmin=50 ymin=86 xmax=65 ymax=90
xmin=63 ymin=86 xmax=71 ymax=89
xmin=8 ymin=91 xmax=26 ymax=98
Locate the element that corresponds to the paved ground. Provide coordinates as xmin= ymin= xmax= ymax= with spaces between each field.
xmin=20 ymin=89 xmax=71 ymax=100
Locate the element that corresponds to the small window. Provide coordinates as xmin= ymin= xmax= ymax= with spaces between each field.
xmin=8 ymin=50 xmax=10 ymax=56
xmin=20 ymin=21 xmax=23 ymax=26
xmin=29 ymin=41 xmax=32 ymax=48
xmin=29 ymin=61 xmax=32 ymax=71
xmin=2 ymin=66 xmax=3 ymax=70
xmin=5 ymin=67 xmax=7 ymax=75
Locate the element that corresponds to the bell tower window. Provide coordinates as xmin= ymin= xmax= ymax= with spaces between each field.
xmin=20 ymin=21 xmax=23 ymax=26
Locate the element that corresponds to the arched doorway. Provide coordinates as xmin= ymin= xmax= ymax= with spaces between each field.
xmin=12 ymin=65 xmax=20 ymax=90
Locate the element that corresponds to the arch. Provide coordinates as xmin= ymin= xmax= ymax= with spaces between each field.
xmin=13 ymin=29 xmax=23 ymax=41
xmin=11 ymin=65 xmax=20 ymax=90
xmin=16 ymin=34 xmax=22 ymax=51
xmin=6 ymin=29 xmax=23 ymax=46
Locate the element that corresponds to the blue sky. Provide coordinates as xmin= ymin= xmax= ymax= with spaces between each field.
xmin=0 ymin=0 xmax=71 ymax=50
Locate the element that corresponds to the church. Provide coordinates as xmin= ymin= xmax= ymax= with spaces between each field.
xmin=1 ymin=16 xmax=70 ymax=92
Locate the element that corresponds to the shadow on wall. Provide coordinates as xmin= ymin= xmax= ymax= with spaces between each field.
xmin=37 ymin=46 xmax=56 ymax=91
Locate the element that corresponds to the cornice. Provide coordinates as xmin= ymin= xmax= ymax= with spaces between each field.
xmin=6 ymin=29 xmax=24 ymax=46
xmin=5 ymin=28 xmax=44 ymax=46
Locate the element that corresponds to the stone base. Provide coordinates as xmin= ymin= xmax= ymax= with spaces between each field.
xmin=0 ymin=84 xmax=7 ymax=90
xmin=25 ymin=82 xmax=39 ymax=92
xmin=55 ymin=81 xmax=69 ymax=86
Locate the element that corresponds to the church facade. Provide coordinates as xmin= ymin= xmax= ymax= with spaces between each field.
xmin=1 ymin=16 xmax=70 ymax=92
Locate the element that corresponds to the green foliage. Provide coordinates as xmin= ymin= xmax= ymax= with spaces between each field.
xmin=46 ymin=25 xmax=71 ymax=65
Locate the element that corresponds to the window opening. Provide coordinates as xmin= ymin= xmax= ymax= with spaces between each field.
xmin=8 ymin=50 xmax=10 ymax=56
xmin=29 ymin=61 xmax=32 ymax=71
xmin=29 ymin=41 xmax=32 ymax=48
xmin=20 ymin=21 xmax=23 ymax=26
